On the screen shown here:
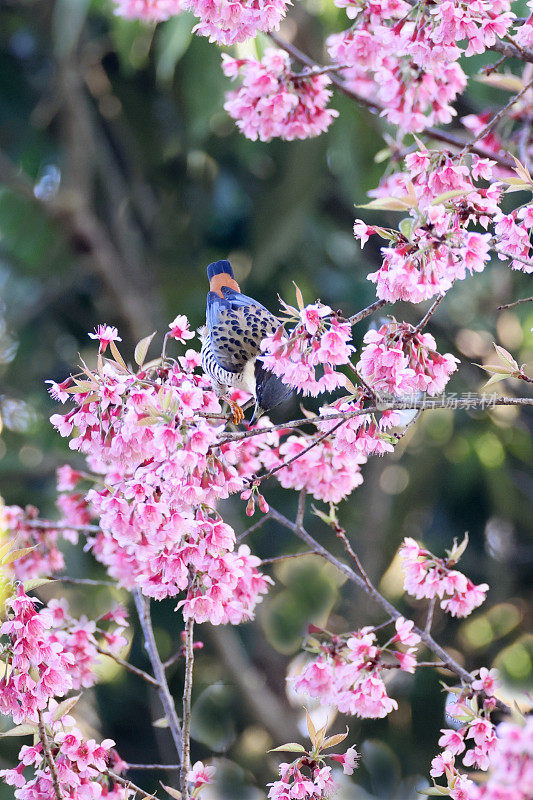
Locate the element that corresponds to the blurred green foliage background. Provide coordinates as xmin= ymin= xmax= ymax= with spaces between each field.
xmin=0 ymin=0 xmax=532 ymax=797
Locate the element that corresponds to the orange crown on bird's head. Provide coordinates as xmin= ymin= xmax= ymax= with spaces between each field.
xmin=207 ymin=259 xmax=240 ymax=297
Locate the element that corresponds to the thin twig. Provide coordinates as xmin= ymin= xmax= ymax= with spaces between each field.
xmin=261 ymin=550 xmax=317 ymax=564
xmin=296 ymin=489 xmax=306 ymax=528
xmin=425 ymin=597 xmax=437 ymax=635
xmin=411 ymin=295 xmax=444 ymax=336
xmin=180 ymin=617 xmax=195 ymax=800
xmin=38 ymin=709 xmax=64 ymax=800
xmin=268 ymin=33 xmax=516 ymax=169
xmin=333 ymin=526 xmax=374 ymax=592
xmin=107 ymin=770 xmax=158 ymax=799
xmin=236 ymin=511 xmax=272 ymax=543
xmin=215 ymin=396 xmax=533 ymax=448
xmin=460 ymin=77 xmax=533 ymax=158
xmin=53 ymin=575 xmax=116 ymax=586
xmin=126 ymin=763 xmax=181 ymax=771
xmin=133 ymin=591 xmax=183 ymax=762
xmin=95 ymin=644 xmax=160 ymax=687
xmin=498 ymin=295 xmax=533 ymax=310
xmin=243 ymin=417 xmax=349 ymax=489
xmin=348 ymin=298 xmax=388 ymax=325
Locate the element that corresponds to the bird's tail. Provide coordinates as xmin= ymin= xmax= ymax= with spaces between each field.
xmin=207 ymin=259 xmax=240 ymax=296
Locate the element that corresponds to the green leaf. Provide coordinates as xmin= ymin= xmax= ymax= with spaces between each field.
xmin=53 ymin=694 xmax=81 ymax=720
xmin=134 ymin=332 xmax=157 ymax=367
xmin=0 ymin=723 xmax=37 ymax=738
xmin=161 ymin=783 xmax=182 ymax=799
xmin=156 ymin=14 xmax=194 ymax=84
xmin=268 ymin=743 xmax=306 ymax=753
xmin=355 ymin=196 xmax=415 ymax=211
xmin=153 ymin=717 xmax=170 ymax=728
xmin=23 ymin=578 xmax=56 ymax=592
xmin=2 ymin=546 xmax=37 ymax=566
xmin=431 ymin=189 xmax=473 ymax=205
xmin=419 ymin=787 xmax=450 ymax=796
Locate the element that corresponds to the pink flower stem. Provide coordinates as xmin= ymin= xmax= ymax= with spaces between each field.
xmin=37 ymin=709 xmax=64 ymax=800
xmin=134 ymin=591 xmax=183 ymax=762
xmin=180 ymin=617 xmax=195 ymax=800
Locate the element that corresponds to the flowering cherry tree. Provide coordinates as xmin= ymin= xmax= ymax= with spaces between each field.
xmin=1 ymin=0 xmax=533 ymax=798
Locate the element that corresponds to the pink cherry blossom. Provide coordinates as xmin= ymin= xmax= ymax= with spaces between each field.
xmin=223 ymin=50 xmax=338 ymax=142
xmin=112 ymin=0 xmax=186 ymax=20
xmin=87 ymin=324 xmax=122 ymax=353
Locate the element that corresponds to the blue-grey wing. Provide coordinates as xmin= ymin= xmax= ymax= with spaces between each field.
xmin=206 ymin=290 xmax=279 ymax=373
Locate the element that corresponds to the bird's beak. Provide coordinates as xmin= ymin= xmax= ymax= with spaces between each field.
xmin=249 ymin=403 xmax=265 ymax=426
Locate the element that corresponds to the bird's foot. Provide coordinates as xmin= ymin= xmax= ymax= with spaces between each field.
xmin=224 ymin=398 xmax=245 ymax=425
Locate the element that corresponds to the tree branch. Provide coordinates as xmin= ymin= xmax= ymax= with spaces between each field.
xmin=180 ymin=617 xmax=195 ymax=800
xmin=133 ymin=591 xmax=183 ymax=762
xmin=266 ymin=506 xmax=511 ymax=713
xmin=38 ymin=709 xmax=64 ymax=800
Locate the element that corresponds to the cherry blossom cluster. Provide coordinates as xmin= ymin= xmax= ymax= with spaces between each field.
xmin=399 ymin=536 xmax=488 ymax=618
xmin=112 ymin=0 xmax=289 ymax=43
xmin=427 ymin=680 xmax=522 ymax=799
xmin=47 ymin=599 xmax=129 ymax=690
xmin=111 ymin=0 xmax=186 ymax=20
xmin=49 ymin=323 xmax=273 ymax=623
xmin=268 ymin=714 xmax=359 ymax=799
xmin=260 ymin=296 xmax=352 ymax=395
xmin=354 ymin=149 xmax=502 ymax=303
xmin=222 ymin=51 xmax=338 ymax=142
xmin=292 ymin=618 xmax=421 ymax=719
xmin=0 ymin=699 xmax=129 ymax=800
xmin=357 ymin=320 xmax=459 ymax=397
xmin=0 ymin=585 xmax=74 ymax=724
xmin=326 ymin=0 xmax=515 ymax=133
xmin=0 ymin=501 xmax=70 ymax=580
xmin=190 ymin=0 xmax=290 ymax=45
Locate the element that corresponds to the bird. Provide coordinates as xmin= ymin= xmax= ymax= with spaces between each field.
xmin=200 ymin=259 xmax=292 ymax=424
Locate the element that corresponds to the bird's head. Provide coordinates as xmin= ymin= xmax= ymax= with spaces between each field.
xmin=251 ymin=362 xmax=292 ymax=424
xmin=207 ymin=259 xmax=241 ymax=297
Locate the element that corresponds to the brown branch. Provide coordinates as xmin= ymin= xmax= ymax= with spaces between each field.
xmin=266 ymin=506 xmax=511 ymax=713
xmin=498 ymin=295 xmax=533 ymax=310
xmin=460 ymin=77 xmax=533 ymax=158
xmin=126 ymin=763 xmax=181 ymax=770
xmin=236 ymin=511 xmax=272 ymax=543
xmin=215 ymin=395 xmax=533 ymax=449
xmin=347 ymin=298 xmax=388 ymax=325
xmin=38 ymin=709 xmax=64 ymax=800
xmin=243 ymin=416 xmax=349 ymax=489
xmin=180 ymin=617 xmax=195 ymax=800
xmin=268 ymin=33 xmax=516 ymax=169
xmin=411 ymin=295 xmax=445 ymax=336
xmin=95 ymin=644 xmax=160 ymax=687
xmin=107 ymin=770 xmax=158 ymax=799
xmin=134 ymin=591 xmax=183 ymax=762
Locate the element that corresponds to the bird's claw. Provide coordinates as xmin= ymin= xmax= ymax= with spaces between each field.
xmin=227 ymin=399 xmax=245 ymax=425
